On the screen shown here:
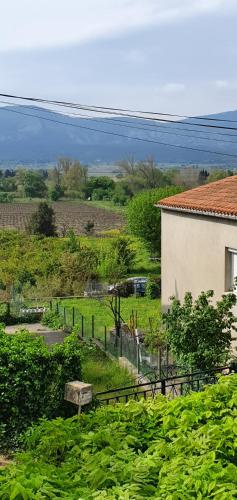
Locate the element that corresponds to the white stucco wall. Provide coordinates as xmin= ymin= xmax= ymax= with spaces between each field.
xmin=161 ymin=209 xmax=237 ymax=311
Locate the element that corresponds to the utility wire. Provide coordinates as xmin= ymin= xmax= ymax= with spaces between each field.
xmin=1 ymin=103 xmax=237 ymax=159
xmin=2 ymin=99 xmax=236 ymax=145
xmin=1 ymin=91 xmax=237 ymax=123
xmin=1 ymin=92 xmax=237 ymax=132
xmin=1 ymin=99 xmax=237 ymax=141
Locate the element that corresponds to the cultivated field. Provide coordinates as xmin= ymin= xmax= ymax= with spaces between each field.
xmin=0 ymin=202 xmax=124 ymax=234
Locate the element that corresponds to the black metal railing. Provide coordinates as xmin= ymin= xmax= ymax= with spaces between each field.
xmin=95 ymin=366 xmax=232 ymax=404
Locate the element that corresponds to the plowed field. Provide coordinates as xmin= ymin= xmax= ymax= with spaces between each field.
xmin=0 ymin=202 xmax=124 ymax=235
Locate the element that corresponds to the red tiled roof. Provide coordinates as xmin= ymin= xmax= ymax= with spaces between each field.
xmin=157 ymin=175 xmax=237 ymax=217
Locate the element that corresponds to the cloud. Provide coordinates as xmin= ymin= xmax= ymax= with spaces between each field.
xmin=215 ymin=79 xmax=237 ymax=90
xmin=0 ymin=0 xmax=236 ymax=52
xmin=161 ymin=83 xmax=186 ymax=93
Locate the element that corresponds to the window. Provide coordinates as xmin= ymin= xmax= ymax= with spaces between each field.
xmin=227 ymin=248 xmax=237 ymax=292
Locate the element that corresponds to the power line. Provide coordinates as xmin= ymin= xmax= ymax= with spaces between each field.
xmin=1 ymin=103 xmax=237 ymax=159
xmin=1 ymin=98 xmax=237 ymax=141
xmin=2 ymin=92 xmax=237 ymax=132
xmin=1 ymin=99 xmax=237 ymax=145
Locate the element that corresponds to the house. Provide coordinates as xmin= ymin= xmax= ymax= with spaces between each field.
xmin=157 ymin=175 xmax=237 ymax=311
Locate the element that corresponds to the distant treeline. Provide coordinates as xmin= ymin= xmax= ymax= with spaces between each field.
xmin=0 ymin=157 xmax=234 ymax=204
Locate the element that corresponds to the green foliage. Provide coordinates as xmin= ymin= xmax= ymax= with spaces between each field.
xmin=27 ymin=202 xmax=57 ymax=237
xmin=82 ymin=346 xmax=135 ymax=393
xmin=0 ymin=330 xmax=82 ymax=450
xmin=126 ymin=186 xmax=184 ymax=253
xmin=163 ymin=290 xmax=237 ymax=371
xmin=85 ymin=176 xmax=115 ymax=200
xmin=20 ymin=170 xmax=48 ymax=198
xmin=49 ymin=184 xmax=64 ymax=201
xmin=84 ymin=219 xmax=94 ymax=234
xmin=41 ymin=310 xmax=63 ymax=330
xmin=0 ymin=193 xmax=14 ymax=203
xmin=1 ymin=376 xmax=237 ymax=497
xmin=146 ymin=276 xmax=161 ymax=299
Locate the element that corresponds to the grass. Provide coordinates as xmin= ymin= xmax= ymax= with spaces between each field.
xmin=83 ymin=200 xmax=125 ymax=214
xmin=59 ymin=296 xmax=161 ymax=336
xmin=82 ymin=347 xmax=135 ymax=393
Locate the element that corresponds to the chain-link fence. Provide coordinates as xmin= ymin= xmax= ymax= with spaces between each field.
xmin=52 ymin=299 xmax=174 ymax=379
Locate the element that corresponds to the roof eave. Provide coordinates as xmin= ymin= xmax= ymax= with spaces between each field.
xmin=155 ymin=204 xmax=237 ymax=221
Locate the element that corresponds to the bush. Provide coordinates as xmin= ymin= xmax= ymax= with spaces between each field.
xmin=1 ymin=376 xmax=237 ymax=497
xmin=41 ymin=310 xmax=64 ymax=330
xmin=0 ymin=330 xmax=82 ymax=450
xmin=145 ymin=276 xmax=161 ymax=299
xmin=163 ymin=290 xmax=237 ymax=371
xmin=27 ymin=202 xmax=57 ymax=237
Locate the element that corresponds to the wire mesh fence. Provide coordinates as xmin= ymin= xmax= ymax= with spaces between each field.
xmin=51 ymin=299 xmax=173 ymax=379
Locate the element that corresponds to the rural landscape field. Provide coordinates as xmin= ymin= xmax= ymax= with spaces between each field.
xmin=0 ymin=201 xmax=124 ymax=234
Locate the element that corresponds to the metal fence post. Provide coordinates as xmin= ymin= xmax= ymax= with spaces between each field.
xmin=92 ymin=315 xmax=95 ymax=339
xmin=81 ymin=315 xmax=84 ymax=337
xmin=49 ymin=300 xmax=52 ymax=311
xmin=72 ymin=307 xmax=75 ymax=327
xmin=161 ymin=379 xmax=166 ymax=395
xmin=63 ymin=307 xmax=66 ymax=325
xmin=136 ymin=343 xmax=140 ymax=372
xmin=104 ymin=326 xmax=107 ymax=350
xmin=56 ymin=302 xmax=59 ymax=314
xmin=120 ymin=328 xmax=123 ymax=357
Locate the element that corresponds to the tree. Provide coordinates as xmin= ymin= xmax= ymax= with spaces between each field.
xmin=27 ymin=202 xmax=57 ymax=237
xmin=198 ymin=169 xmax=209 ymax=185
xmin=126 ymin=186 xmax=184 ymax=254
xmin=49 ymin=184 xmax=64 ymax=201
xmin=84 ymin=176 xmax=115 ymax=199
xmin=20 ymin=170 xmax=48 ymax=198
xmin=163 ymin=290 xmax=237 ymax=371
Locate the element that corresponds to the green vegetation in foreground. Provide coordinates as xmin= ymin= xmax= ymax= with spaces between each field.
xmin=1 ymin=375 xmax=237 ymax=498
xmin=59 ymin=296 xmax=161 ymax=334
xmin=82 ymin=347 xmax=135 ymax=393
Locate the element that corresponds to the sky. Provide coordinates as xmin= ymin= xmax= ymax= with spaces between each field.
xmin=1 ymin=0 xmax=237 ymax=116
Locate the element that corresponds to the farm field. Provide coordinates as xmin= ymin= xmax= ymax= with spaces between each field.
xmin=0 ymin=201 xmax=124 ymax=234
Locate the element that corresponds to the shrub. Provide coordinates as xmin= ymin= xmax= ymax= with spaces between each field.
xmin=41 ymin=310 xmax=64 ymax=330
xmin=163 ymin=290 xmax=237 ymax=371
xmin=27 ymin=202 xmax=57 ymax=237
xmin=145 ymin=276 xmax=161 ymax=299
xmin=1 ymin=376 xmax=237 ymax=497
xmin=0 ymin=330 xmax=82 ymax=450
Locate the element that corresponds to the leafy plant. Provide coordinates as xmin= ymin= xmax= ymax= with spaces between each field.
xmin=1 ymin=375 xmax=237 ymax=498
xmin=41 ymin=310 xmax=63 ymax=330
xmin=163 ymin=290 xmax=237 ymax=371
xmin=0 ymin=330 xmax=82 ymax=450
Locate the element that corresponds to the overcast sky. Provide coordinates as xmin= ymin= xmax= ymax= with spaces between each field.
xmin=1 ymin=0 xmax=237 ymax=115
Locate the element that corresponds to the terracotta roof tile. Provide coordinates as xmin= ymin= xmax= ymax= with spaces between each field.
xmin=157 ymin=175 xmax=237 ymax=217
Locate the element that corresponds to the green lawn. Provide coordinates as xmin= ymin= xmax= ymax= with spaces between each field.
xmin=58 ymin=296 xmax=160 ymax=337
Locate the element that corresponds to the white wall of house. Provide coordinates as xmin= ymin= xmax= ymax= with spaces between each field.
xmin=161 ymin=209 xmax=237 ymax=311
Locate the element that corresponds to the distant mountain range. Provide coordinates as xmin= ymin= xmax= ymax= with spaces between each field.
xmin=0 ymin=105 xmax=237 ymax=166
